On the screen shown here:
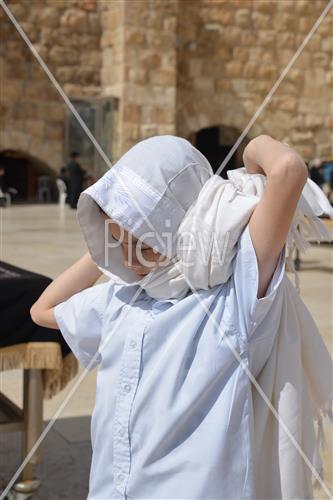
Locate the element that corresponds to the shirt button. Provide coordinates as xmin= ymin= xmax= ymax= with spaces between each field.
xmin=123 ymin=383 xmax=132 ymax=393
xmin=118 ymin=427 xmax=125 ymax=437
xmin=117 ymin=472 xmax=124 ymax=481
xmin=129 ymin=340 xmax=137 ymax=349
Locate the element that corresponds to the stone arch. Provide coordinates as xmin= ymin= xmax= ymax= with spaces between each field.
xmin=0 ymin=149 xmax=59 ymax=202
xmin=176 ymin=92 xmax=250 ymax=142
xmin=188 ymin=125 xmax=249 ymax=177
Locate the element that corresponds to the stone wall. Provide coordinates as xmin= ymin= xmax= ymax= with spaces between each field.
xmin=0 ymin=0 xmax=101 ymax=169
xmin=100 ymin=0 xmax=178 ymax=155
xmin=176 ymin=0 xmax=333 ymax=160
xmin=1 ymin=0 xmax=332 ymax=171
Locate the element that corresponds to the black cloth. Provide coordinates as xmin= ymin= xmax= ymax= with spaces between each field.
xmin=66 ymin=160 xmax=86 ymax=209
xmin=0 ymin=175 xmax=7 ymax=207
xmin=0 ymin=261 xmax=70 ymax=357
xmin=0 ymin=175 xmax=7 ymax=192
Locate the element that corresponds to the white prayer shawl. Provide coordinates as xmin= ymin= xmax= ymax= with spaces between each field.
xmin=77 ymin=135 xmax=333 ymax=497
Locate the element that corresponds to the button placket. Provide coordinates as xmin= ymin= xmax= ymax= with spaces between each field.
xmin=112 ymin=327 xmax=145 ymax=495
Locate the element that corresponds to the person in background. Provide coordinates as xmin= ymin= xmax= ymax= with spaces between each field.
xmin=308 ymin=158 xmax=324 ymax=188
xmin=0 ymin=166 xmax=6 ymax=189
xmin=66 ymin=151 xmax=86 ymax=209
xmin=328 ymin=163 xmax=333 ymax=205
xmin=322 ymin=160 xmax=333 ymax=201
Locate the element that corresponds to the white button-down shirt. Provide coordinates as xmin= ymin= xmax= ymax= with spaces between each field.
xmin=54 ymin=226 xmax=285 ymax=499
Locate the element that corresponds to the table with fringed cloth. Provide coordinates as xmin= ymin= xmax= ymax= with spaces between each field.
xmin=0 ymin=261 xmax=78 ymax=491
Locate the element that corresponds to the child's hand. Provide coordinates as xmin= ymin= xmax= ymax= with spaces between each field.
xmin=243 ymin=140 xmax=265 ymax=175
xmin=30 ymin=252 xmax=102 ymax=330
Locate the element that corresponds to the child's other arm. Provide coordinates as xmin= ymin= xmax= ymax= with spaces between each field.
xmin=30 ymin=252 xmax=102 ymax=330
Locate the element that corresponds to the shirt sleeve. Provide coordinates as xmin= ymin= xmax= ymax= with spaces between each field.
xmin=54 ymin=281 xmax=112 ymax=370
xmin=231 ymin=224 xmax=286 ymax=339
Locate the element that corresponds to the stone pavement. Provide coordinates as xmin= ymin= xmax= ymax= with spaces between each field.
xmin=0 ymin=204 xmax=332 ymax=499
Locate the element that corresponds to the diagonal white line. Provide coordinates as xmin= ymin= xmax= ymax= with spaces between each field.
xmin=1 ymin=0 xmax=332 ymax=497
xmin=215 ymin=0 xmax=333 ymax=177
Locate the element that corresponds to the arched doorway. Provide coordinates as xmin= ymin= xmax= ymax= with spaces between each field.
xmin=191 ymin=126 xmax=248 ymax=179
xmin=0 ymin=150 xmax=58 ymax=203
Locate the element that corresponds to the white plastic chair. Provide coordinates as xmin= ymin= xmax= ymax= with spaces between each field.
xmin=56 ymin=179 xmax=67 ymax=208
xmin=37 ymin=176 xmax=52 ymax=203
xmin=0 ymin=187 xmax=17 ymax=207
xmin=0 ymin=188 xmax=11 ymax=207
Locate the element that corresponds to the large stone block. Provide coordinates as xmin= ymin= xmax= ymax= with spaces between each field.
xmin=315 ymin=141 xmax=332 ymax=158
xmin=44 ymin=122 xmax=64 ymax=140
xmin=222 ymin=26 xmax=242 ymax=45
xmin=101 ymin=29 xmax=116 ymax=49
xmin=81 ymin=50 xmax=102 ymax=68
xmin=321 ymin=37 xmax=333 ymax=53
xmin=24 ymin=119 xmax=45 ymax=139
xmin=157 ymin=124 xmax=176 ymax=135
xmin=2 ymin=79 xmax=23 ymax=100
xmin=231 ymin=79 xmax=255 ymax=98
xmin=234 ymin=9 xmax=251 ymax=28
xmin=278 ymin=96 xmax=297 ymax=112
xmin=256 ymin=30 xmax=276 ymax=47
xmin=82 ymin=0 xmax=97 ymax=12
xmin=61 ymin=8 xmax=88 ymax=32
xmin=123 ymin=103 xmax=141 ymax=122
xmin=312 ymin=52 xmax=331 ymax=67
xmin=150 ymin=69 xmax=175 ymax=86
xmin=276 ymin=33 xmax=296 ymax=49
xmin=154 ymin=107 xmax=175 ymax=124
xmin=273 ymin=13 xmax=295 ymax=32
xmin=140 ymin=51 xmax=161 ymax=70
xmin=189 ymin=59 xmax=203 ymax=78
xmin=298 ymin=98 xmax=327 ymax=115
xmin=254 ymin=0 xmax=276 ymax=14
xmin=242 ymin=62 xmax=259 ymax=78
xmin=127 ymin=67 xmax=148 ymax=84
xmin=88 ymin=13 xmax=101 ymax=35
xmin=123 ymin=122 xmax=140 ymax=141
xmin=251 ymin=12 xmax=270 ymax=29
xmin=286 ymin=69 xmax=304 ymax=88
xmin=215 ymin=79 xmax=230 ymax=92
xmin=40 ymin=7 xmax=60 ymax=28
xmin=324 ymin=116 xmax=333 ymax=129
xmin=225 ymin=61 xmax=243 ymax=78
xmin=140 ymin=123 xmax=158 ymax=138
xmin=49 ymin=46 xmax=79 ymax=65
xmin=305 ymin=114 xmax=325 ymax=128
xmin=55 ymin=66 xmax=77 ymax=83
xmin=232 ymin=47 xmax=249 ymax=63
xmin=257 ymin=64 xmax=278 ymax=80
xmin=276 ymin=48 xmax=295 ymax=66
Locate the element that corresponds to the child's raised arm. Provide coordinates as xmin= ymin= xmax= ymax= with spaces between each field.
xmin=243 ymin=135 xmax=308 ymax=299
xmin=30 ymin=252 xmax=102 ymax=330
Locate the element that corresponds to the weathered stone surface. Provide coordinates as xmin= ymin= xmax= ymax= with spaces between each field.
xmin=234 ymin=9 xmax=251 ymax=28
xmin=40 ymin=7 xmax=59 ymax=28
xmin=61 ymin=9 xmax=88 ymax=32
xmin=1 ymin=0 xmax=331 ymax=165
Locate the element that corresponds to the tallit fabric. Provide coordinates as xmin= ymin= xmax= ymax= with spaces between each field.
xmin=76 ymin=135 xmax=333 ymax=496
xmin=77 ymin=135 xmax=332 ymax=301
